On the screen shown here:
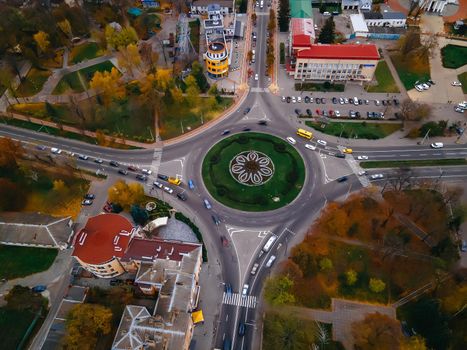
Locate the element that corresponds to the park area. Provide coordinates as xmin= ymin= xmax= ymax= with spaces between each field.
xmin=306 ymin=121 xmax=402 ymax=140
xmin=202 ymin=133 xmax=305 ymax=211
xmin=15 ymin=68 xmax=51 ymax=97
xmin=0 ymin=245 xmax=57 ymax=280
xmin=440 ymin=44 xmax=467 ymax=69
xmin=68 ymin=42 xmax=103 ymax=65
xmin=366 ymin=60 xmax=400 ymax=93
xmin=265 ymin=186 xmax=463 ymax=309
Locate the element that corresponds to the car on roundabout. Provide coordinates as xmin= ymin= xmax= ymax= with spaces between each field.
xmin=286 ymin=137 xmax=297 ymax=145
xmin=305 ymin=144 xmax=316 ymax=150
xmin=317 ymin=139 xmax=327 ymax=146
xmin=203 ymin=199 xmax=212 ymax=209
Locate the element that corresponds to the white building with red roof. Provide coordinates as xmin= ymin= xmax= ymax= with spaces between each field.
xmin=288 ymin=43 xmax=380 ymax=82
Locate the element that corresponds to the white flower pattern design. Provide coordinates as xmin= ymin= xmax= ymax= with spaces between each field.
xmin=230 ymin=151 xmax=275 ymax=186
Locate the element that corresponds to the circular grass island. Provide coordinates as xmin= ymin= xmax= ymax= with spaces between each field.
xmin=202 ymin=132 xmax=306 ymax=211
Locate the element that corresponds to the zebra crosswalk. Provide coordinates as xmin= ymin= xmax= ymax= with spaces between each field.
xmin=222 ymin=292 xmax=257 ymax=308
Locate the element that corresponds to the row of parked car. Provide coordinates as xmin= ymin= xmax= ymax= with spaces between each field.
xmin=283 ymin=95 xmax=399 ymax=106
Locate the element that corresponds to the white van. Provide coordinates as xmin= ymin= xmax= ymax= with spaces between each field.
xmin=262 ymin=235 xmax=278 ymax=252
xmin=260 ymin=0 xmax=264 ymax=8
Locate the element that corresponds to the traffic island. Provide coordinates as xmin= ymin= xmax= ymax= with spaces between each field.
xmin=202 ymin=133 xmax=305 ymax=211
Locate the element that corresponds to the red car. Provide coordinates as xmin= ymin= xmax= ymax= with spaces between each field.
xmin=221 ymin=236 xmax=229 ymax=247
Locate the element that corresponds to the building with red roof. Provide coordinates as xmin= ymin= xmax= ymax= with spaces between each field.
xmin=290 ymin=18 xmax=316 ymax=55
xmin=288 ymin=43 xmax=380 ymax=82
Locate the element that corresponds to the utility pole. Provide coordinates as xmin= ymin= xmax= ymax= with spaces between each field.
xmin=419 ymin=128 xmax=430 ymax=145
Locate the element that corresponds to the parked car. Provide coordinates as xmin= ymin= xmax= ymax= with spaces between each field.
xmin=250 ymin=263 xmax=259 ymax=275
xmin=281 ymin=96 xmax=286 ymax=102
xmin=335 ymin=110 xmax=341 ymax=117
xmin=84 ymin=194 xmax=95 ymax=200
xmin=332 ymin=97 xmax=337 ymax=104
xmin=306 ymin=109 xmax=312 ymax=116
xmin=297 ymin=96 xmax=302 ymax=103
xmin=294 ymin=108 xmax=301 ymax=115
xmin=221 ymin=236 xmax=229 ymax=247
xmin=81 ymin=199 xmax=93 ymax=206
xmin=358 ymin=170 xmax=367 ymax=176
xmin=370 ymin=173 xmax=384 ymax=180
xmin=374 ymin=100 xmax=381 ymax=106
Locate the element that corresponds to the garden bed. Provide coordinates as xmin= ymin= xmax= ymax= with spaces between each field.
xmin=306 ymin=121 xmax=402 ymax=139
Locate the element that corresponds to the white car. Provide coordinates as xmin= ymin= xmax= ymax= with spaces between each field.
xmin=451 ymin=81 xmax=462 ymax=87
xmin=344 ymin=98 xmax=349 ymax=104
xmin=317 ymin=139 xmax=327 ymax=146
xmin=250 ymin=263 xmax=259 ymax=275
xmin=430 ymin=142 xmax=444 ymax=149
xmin=163 ymin=186 xmax=174 ymax=194
xmin=286 ymin=137 xmax=297 ymax=145
xmin=291 ymin=96 xmax=296 ymax=103
xmin=305 ymin=144 xmax=316 ymax=150
xmin=297 ymin=96 xmax=302 ymax=103
xmin=142 ymin=169 xmax=152 ymax=175
xmin=50 ymin=148 xmax=62 ymax=154
xmin=370 ymin=174 xmax=384 ymax=180
xmin=358 ymin=170 xmax=367 ymax=176
xmin=374 ymin=100 xmax=381 ymax=106
xmin=421 ymin=83 xmax=430 ymax=90
xmin=254 ymin=74 xmax=258 ymax=81
xmin=242 ymin=284 xmax=249 ymax=298
xmin=357 ymin=155 xmax=369 ymax=160
xmin=266 ymin=255 xmax=276 ymax=267
xmin=153 ymin=181 xmax=163 ymax=189
xmin=335 ymin=110 xmax=341 ymax=117
xmin=339 ymin=97 xmax=344 ymax=104
xmin=455 ymin=107 xmax=465 ymax=113
xmin=415 ymin=84 xmax=424 ymax=92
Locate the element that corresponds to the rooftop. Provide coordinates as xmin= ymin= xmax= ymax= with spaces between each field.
xmin=290 ymin=0 xmax=313 ymax=19
xmin=72 ymin=214 xmax=134 ymax=265
xmin=291 ymin=18 xmax=315 ymax=47
xmin=0 ymin=212 xmax=73 ymax=249
xmin=297 ymin=44 xmax=379 ymax=60
xmin=122 ymin=237 xmax=201 ymax=263
xmin=191 ymin=0 xmax=233 ymax=7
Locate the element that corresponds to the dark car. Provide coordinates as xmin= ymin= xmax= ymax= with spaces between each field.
xmin=242 ymin=127 xmax=251 ymax=131
xmin=223 ymin=339 xmax=232 ymax=350
xmin=225 ymin=283 xmax=233 ymax=294
xmin=84 ymin=193 xmax=95 ymax=200
xmin=382 ymin=100 xmax=387 ymax=106
xmin=386 ymin=100 xmax=392 ymax=105
xmin=36 ymin=145 xmax=47 ymax=151
xmin=337 ymin=176 xmax=348 ymax=182
xmin=94 ymin=158 xmax=103 ymax=164
xmin=367 ymin=111 xmax=375 ymax=118
xmin=158 ymin=174 xmax=169 ymax=180
xmin=238 ymin=323 xmax=246 ymax=337
xmin=358 ymin=99 xmax=363 ymax=105
xmin=428 ymin=79 xmax=435 ymax=85
xmin=393 ymin=99 xmax=399 ymax=106
xmin=321 ymin=97 xmax=327 ymax=104
xmin=315 ymin=98 xmax=321 ymax=104
xmin=355 ymin=111 xmax=361 ymax=118
xmin=109 ymin=160 xmax=119 ymax=167
xmin=243 ymin=107 xmax=251 ymax=115
xmin=221 ymin=130 xmax=230 ymax=135
xmin=332 ymin=97 xmax=337 ymax=104
xmin=136 ymin=174 xmax=147 ymax=181
xmin=304 ymin=96 xmax=310 ymax=103
xmin=294 ymin=108 xmax=301 ymax=115
xmin=286 ymin=96 xmax=291 ymax=103
xmin=306 ymin=109 xmax=312 ymax=116
xmin=212 ymin=214 xmax=221 ymax=225
xmin=78 ymin=154 xmax=89 ymax=160
xmin=258 ymin=120 xmax=267 ymax=125
xmin=127 ymin=165 xmax=138 ymax=171
xmin=177 ymin=192 xmax=187 ymax=201
xmin=335 ymin=153 xmax=345 ymax=159
xmin=118 ymin=169 xmax=128 ymax=175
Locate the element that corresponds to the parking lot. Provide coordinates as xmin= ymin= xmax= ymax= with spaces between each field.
xmin=281 ymin=94 xmax=401 ymax=120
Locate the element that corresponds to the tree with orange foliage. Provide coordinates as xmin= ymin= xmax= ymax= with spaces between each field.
xmin=352 ymin=312 xmax=402 ymax=350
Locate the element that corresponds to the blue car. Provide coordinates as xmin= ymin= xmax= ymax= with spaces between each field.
xmin=32 ymin=285 xmax=47 ymax=293
xmin=188 ymin=179 xmax=195 ymax=190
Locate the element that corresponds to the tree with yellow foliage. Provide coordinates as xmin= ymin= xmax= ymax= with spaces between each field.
xmin=64 ymin=303 xmax=112 ymax=350
xmin=58 ymin=19 xmax=73 ymax=39
xmin=105 ymin=25 xmax=138 ymax=50
xmin=89 ymin=68 xmax=124 ymax=105
xmin=185 ymin=75 xmax=200 ymax=107
xmin=108 ymin=180 xmax=145 ymax=210
xmin=117 ymin=43 xmax=142 ymax=78
xmin=352 ymin=312 xmax=402 ymax=350
xmin=33 ymin=31 xmax=50 ymax=55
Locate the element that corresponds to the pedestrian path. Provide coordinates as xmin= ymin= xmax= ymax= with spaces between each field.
xmin=222 ymin=292 xmax=257 ymax=308
xmin=345 ymin=155 xmax=370 ymax=187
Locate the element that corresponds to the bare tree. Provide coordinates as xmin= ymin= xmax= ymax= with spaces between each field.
xmin=400 ymin=99 xmax=432 ymax=122
xmin=383 ymin=167 xmax=415 ymax=193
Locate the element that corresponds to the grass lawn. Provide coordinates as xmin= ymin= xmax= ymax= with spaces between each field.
xmin=15 ymin=68 xmax=52 ymax=97
xmin=189 ymin=19 xmax=200 ymax=54
xmin=52 ymin=60 xmax=115 ymax=95
xmin=295 ymin=82 xmax=345 ymax=92
xmin=306 ymin=121 xmax=402 ymax=139
xmin=0 ymin=308 xmax=38 ymax=349
xmin=202 ymin=132 xmax=305 ymax=211
xmin=440 ymin=45 xmax=467 ymax=69
xmin=391 ymin=54 xmax=430 ymax=90
xmin=69 ymin=42 xmax=102 ymax=64
xmin=366 ymin=60 xmax=400 ymax=93
xmin=0 ymin=245 xmax=58 ymax=280
xmin=159 ymin=97 xmax=233 ymax=140
xmin=361 ymin=158 xmax=467 ymax=169
xmin=458 ymin=72 xmax=467 ymax=94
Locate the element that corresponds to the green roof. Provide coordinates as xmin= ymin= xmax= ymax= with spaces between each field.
xmin=290 ymin=0 xmax=313 ymax=19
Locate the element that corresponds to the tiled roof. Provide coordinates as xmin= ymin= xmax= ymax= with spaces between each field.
xmin=296 ymin=44 xmax=379 ymax=60
xmin=72 ymin=214 xmax=134 ymax=265
xmin=291 ymin=18 xmax=315 ymax=47
xmin=122 ymin=237 xmax=201 ymax=262
xmin=290 ymin=0 xmax=313 ymax=19
xmin=0 ymin=212 xmax=72 ymax=249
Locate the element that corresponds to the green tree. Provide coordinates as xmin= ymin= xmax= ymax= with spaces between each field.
xmin=319 ymin=257 xmax=333 ymax=271
xmin=345 ymin=269 xmax=357 ymax=286
xmin=130 ymin=204 xmax=149 ymax=225
xmin=264 ymin=275 xmax=296 ymax=306
xmin=105 ymin=25 xmax=138 ymax=50
xmin=369 ymin=278 xmax=386 ymax=293
xmin=191 ymin=61 xmax=209 ymax=92
xmin=278 ymin=0 xmax=290 ymax=32
xmin=318 ymin=16 xmax=336 ymax=44
xmin=64 ymin=303 xmax=112 ymax=350
xmin=185 ymin=75 xmax=200 ymax=107
xmin=263 ymin=313 xmax=317 ymax=350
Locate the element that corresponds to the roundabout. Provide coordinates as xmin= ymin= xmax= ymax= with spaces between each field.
xmin=202 ymin=132 xmax=306 ymax=211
